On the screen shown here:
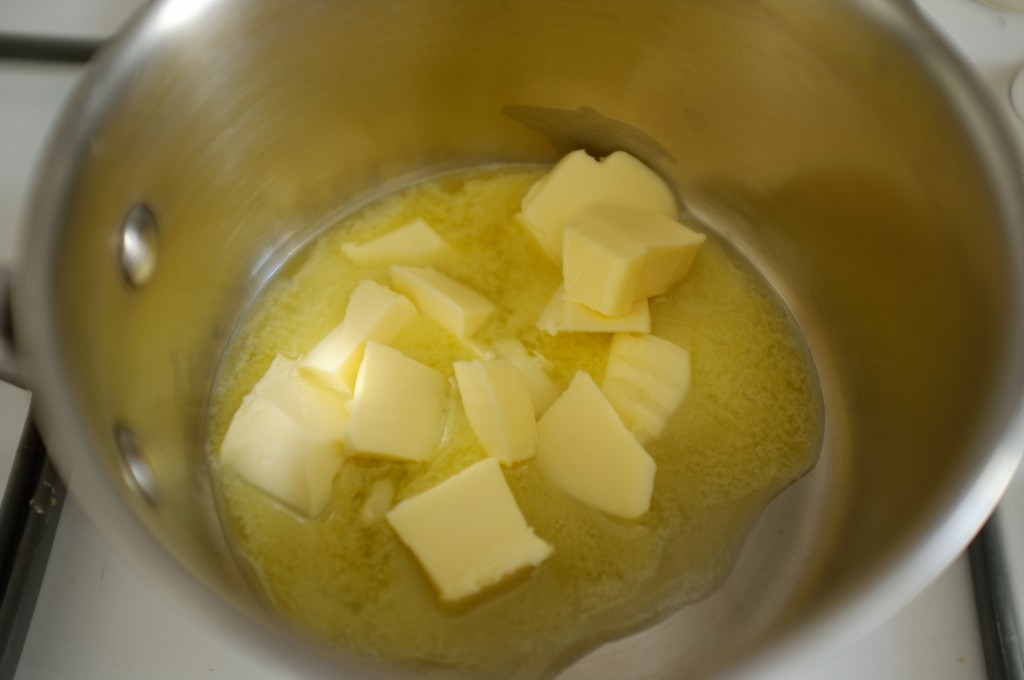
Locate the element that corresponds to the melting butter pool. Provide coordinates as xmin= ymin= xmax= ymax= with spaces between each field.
xmin=206 ymin=167 xmax=822 ymax=679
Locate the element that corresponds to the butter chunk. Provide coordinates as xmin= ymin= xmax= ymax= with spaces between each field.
xmin=341 ymin=218 xmax=449 ymax=264
xmin=537 ymin=285 xmax=650 ymax=336
xmin=253 ymin=354 xmax=352 ymax=438
xmin=345 ymin=342 xmax=448 ymax=461
xmin=493 ymin=338 xmax=560 ymax=417
xmin=536 ymin=371 xmax=656 ymax=519
xmin=602 ymin=333 xmax=692 ymax=443
xmin=517 ymin=150 xmax=602 ymax=259
xmin=221 ymin=356 xmax=349 ymax=516
xmin=391 ymin=265 xmax=496 ymax=338
xmin=300 ymin=280 xmax=417 ymax=395
xmin=386 ymin=458 xmax=553 ymax=602
xmin=563 ymin=203 xmax=706 ymax=316
xmin=517 ymin=149 xmax=678 ymax=261
xmin=455 ymin=359 xmax=538 ymax=465
xmin=599 ymin=151 xmax=679 ymax=216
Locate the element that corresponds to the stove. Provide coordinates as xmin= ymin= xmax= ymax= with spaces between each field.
xmin=0 ymin=2 xmax=1022 ymax=679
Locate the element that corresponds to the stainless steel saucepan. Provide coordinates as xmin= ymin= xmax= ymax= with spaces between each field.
xmin=2 ymin=0 xmax=1024 ymax=678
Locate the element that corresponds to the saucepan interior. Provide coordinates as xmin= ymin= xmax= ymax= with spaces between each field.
xmin=14 ymin=1 xmax=1024 ymax=678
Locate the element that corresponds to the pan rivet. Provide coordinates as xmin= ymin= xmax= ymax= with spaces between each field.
xmin=1011 ymin=66 xmax=1024 ymax=122
xmin=115 ymin=423 xmax=158 ymax=505
xmin=117 ymin=202 xmax=159 ymax=288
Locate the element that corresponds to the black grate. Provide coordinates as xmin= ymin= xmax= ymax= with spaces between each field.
xmin=0 ymin=33 xmax=102 ymax=63
xmin=0 ymin=416 xmax=65 ymax=680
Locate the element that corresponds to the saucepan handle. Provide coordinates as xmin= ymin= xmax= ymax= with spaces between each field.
xmin=0 ymin=267 xmax=26 ymax=389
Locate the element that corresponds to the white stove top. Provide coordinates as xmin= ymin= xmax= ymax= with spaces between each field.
xmin=1 ymin=1 xmax=1022 ymax=678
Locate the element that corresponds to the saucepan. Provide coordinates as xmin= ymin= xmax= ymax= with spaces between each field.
xmin=2 ymin=0 xmax=1024 ymax=678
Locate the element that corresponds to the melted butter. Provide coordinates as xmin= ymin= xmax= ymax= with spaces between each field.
xmin=207 ymin=168 xmax=822 ymax=679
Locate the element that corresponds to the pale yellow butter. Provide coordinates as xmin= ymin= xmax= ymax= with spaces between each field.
xmin=537 ymin=285 xmax=650 ymax=336
xmin=253 ymin=354 xmax=352 ymax=439
xmin=299 ymin=280 xmax=417 ymax=395
xmin=345 ymin=342 xmax=448 ymax=462
xmin=492 ymin=338 xmax=560 ymax=417
xmin=386 ymin=458 xmax=553 ymax=603
xmin=221 ymin=356 xmax=349 ymax=516
xmin=599 ymin=151 xmax=679 ymax=216
xmin=536 ymin=371 xmax=656 ymax=519
xmin=391 ymin=265 xmax=496 ymax=338
xmin=517 ymin=149 xmax=678 ymax=261
xmin=454 ymin=359 xmax=538 ymax=465
xmin=602 ymin=333 xmax=692 ymax=443
xmin=517 ymin=150 xmax=602 ymax=260
xmin=563 ymin=203 xmax=705 ymax=316
xmin=341 ymin=217 xmax=449 ymax=264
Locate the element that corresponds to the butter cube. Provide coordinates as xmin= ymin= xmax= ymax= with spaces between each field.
xmin=341 ymin=218 xmax=450 ymax=264
xmin=345 ymin=342 xmax=448 ymax=462
xmin=300 ymin=280 xmax=417 ymax=395
xmin=454 ymin=359 xmax=538 ymax=465
xmin=517 ymin=149 xmax=678 ymax=261
xmin=537 ymin=285 xmax=650 ymax=336
xmin=391 ymin=266 xmax=496 ymax=338
xmin=253 ymin=354 xmax=352 ymax=439
xmin=602 ymin=333 xmax=692 ymax=443
xmin=492 ymin=338 xmax=560 ymax=417
xmin=222 ymin=400 xmax=345 ymax=516
xmin=599 ymin=151 xmax=679 ymax=216
xmin=221 ymin=356 xmax=349 ymax=516
xmin=386 ymin=458 xmax=553 ymax=602
xmin=517 ymin=151 xmax=602 ymax=259
xmin=536 ymin=371 xmax=656 ymax=519
xmin=563 ymin=204 xmax=706 ymax=316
